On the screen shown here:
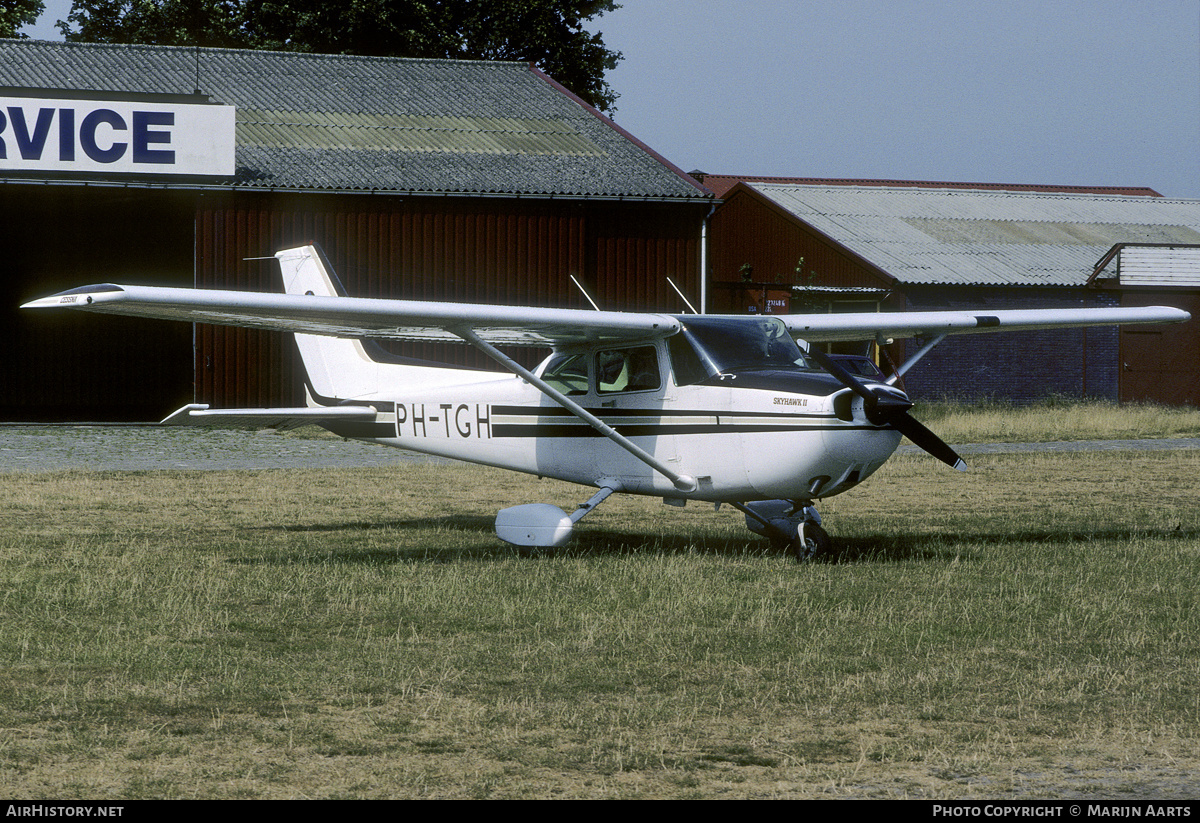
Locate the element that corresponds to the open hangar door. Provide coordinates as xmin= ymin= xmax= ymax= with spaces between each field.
xmin=2 ymin=186 xmax=195 ymax=421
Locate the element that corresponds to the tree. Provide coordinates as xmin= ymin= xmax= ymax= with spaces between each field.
xmin=1 ymin=0 xmax=45 ymax=38
xmin=59 ymin=0 xmax=623 ymax=111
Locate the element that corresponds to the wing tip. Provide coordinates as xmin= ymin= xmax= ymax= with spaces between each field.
xmin=22 ymin=284 xmax=125 ymax=309
xmin=160 ymin=404 xmax=210 ymax=425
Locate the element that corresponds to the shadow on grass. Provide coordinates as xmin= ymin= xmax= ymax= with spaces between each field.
xmin=235 ymin=515 xmax=772 ymax=565
xmin=258 ymin=514 xmax=499 ymax=535
xmin=234 ymin=514 xmax=1199 ymax=567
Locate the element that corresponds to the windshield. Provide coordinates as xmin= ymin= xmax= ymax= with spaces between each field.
xmin=677 ymin=316 xmax=816 ymax=377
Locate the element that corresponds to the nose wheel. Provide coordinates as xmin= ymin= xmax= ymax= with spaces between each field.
xmin=790 ymin=520 xmax=833 ymax=562
xmin=735 ymin=500 xmax=837 ymax=563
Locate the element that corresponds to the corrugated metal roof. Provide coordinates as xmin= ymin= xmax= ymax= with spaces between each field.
xmin=0 ymin=40 xmax=709 ymax=200
xmin=236 ymin=109 xmax=609 ymax=158
xmin=237 ymin=110 xmax=604 ymax=156
xmin=746 ymin=183 xmax=1200 ymax=286
xmin=1112 ymin=245 xmax=1200 ymax=287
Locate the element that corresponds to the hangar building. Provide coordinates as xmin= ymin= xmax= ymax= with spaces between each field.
xmin=702 ymin=178 xmax=1200 ymax=405
xmin=1 ymin=40 xmax=712 ymax=421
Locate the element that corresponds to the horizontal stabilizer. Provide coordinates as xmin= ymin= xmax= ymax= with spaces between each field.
xmin=161 ymin=403 xmax=378 ymax=430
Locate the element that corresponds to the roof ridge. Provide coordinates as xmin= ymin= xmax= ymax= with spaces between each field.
xmin=703 ymin=174 xmax=1162 ymax=199
xmin=3 ymin=38 xmax=525 ymax=68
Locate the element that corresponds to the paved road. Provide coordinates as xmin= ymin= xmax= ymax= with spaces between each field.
xmin=0 ymin=425 xmax=1197 ymax=473
xmin=898 ymin=438 xmax=1200 ymax=455
xmin=0 ymin=426 xmax=447 ymax=472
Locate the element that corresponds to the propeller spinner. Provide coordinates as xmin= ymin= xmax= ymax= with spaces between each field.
xmin=805 ymin=347 xmax=967 ymax=472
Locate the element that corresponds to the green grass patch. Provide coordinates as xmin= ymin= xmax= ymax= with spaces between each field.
xmin=1 ymin=450 xmax=1198 ymax=798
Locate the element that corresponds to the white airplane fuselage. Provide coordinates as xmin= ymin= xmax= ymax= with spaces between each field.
xmin=319 ymin=362 xmax=902 ymax=503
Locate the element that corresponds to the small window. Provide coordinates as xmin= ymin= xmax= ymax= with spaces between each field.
xmin=596 ymin=346 xmax=661 ymax=394
xmin=669 ymin=333 xmax=708 ymax=386
xmin=541 ymin=353 xmax=590 ymax=395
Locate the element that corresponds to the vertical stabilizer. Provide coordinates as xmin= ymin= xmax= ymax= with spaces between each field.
xmin=274 ymin=245 xmax=479 ymax=403
xmin=275 ymin=245 xmax=378 ymax=401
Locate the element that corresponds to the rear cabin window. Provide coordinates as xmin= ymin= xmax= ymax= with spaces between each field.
xmin=541 ymin=353 xmax=590 ymax=395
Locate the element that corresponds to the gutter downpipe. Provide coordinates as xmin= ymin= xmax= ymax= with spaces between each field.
xmin=700 ymin=202 xmax=716 ymax=314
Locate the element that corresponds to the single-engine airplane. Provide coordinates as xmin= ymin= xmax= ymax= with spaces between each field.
xmin=23 ymin=245 xmax=1191 ymax=559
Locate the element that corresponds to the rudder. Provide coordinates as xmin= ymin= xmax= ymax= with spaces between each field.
xmin=274 ymin=245 xmax=377 ymax=401
xmin=273 ymin=245 xmax=478 ymax=403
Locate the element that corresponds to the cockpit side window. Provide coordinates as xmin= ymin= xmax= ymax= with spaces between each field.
xmin=596 ymin=346 xmax=661 ymax=394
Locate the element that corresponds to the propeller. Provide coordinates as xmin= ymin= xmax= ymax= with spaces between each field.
xmin=805 ymin=347 xmax=967 ymax=472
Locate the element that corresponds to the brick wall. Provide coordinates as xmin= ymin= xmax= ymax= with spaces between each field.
xmin=897 ymin=287 xmax=1120 ymax=403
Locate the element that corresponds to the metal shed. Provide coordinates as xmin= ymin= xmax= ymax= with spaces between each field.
xmin=708 ymin=181 xmax=1199 ymax=405
xmin=1089 ymin=244 xmax=1200 ymax=405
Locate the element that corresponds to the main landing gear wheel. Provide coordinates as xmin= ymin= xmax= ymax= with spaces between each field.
xmin=789 ymin=522 xmax=833 ymax=563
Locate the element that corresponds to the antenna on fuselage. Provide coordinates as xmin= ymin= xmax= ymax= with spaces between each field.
xmin=569 ymin=275 xmax=601 ymax=310
xmin=667 ymin=277 xmax=699 ymax=314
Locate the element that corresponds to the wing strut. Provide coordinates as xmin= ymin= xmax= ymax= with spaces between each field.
xmin=885 ymin=333 xmax=947 ymax=385
xmin=455 ymin=328 xmax=699 ymax=494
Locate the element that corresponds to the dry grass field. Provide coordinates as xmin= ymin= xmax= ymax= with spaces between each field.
xmin=2 ymin=404 xmax=1199 ymax=798
xmin=914 ymin=397 xmax=1200 ymax=443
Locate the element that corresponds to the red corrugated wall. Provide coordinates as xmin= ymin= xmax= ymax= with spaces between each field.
xmin=195 ymin=193 xmax=705 ymax=407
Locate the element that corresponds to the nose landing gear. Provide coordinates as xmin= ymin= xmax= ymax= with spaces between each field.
xmin=736 ymin=499 xmax=835 ymax=563
xmin=793 ymin=517 xmax=833 ymax=562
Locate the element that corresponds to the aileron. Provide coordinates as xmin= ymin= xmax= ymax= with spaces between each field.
xmin=784 ymin=306 xmax=1189 ymax=343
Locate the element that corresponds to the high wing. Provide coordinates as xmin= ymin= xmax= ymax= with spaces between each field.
xmin=23 ymin=284 xmax=1187 ymax=344
xmin=21 ymin=283 xmax=680 ymax=348
xmin=785 ymin=306 xmax=1190 ymax=343
xmin=21 ymin=239 xmax=1188 ymax=346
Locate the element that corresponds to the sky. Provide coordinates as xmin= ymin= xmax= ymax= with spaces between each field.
xmin=21 ymin=0 xmax=1200 ymax=198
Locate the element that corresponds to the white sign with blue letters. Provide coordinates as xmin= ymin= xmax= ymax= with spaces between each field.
xmin=0 ymin=97 xmax=236 ymax=176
